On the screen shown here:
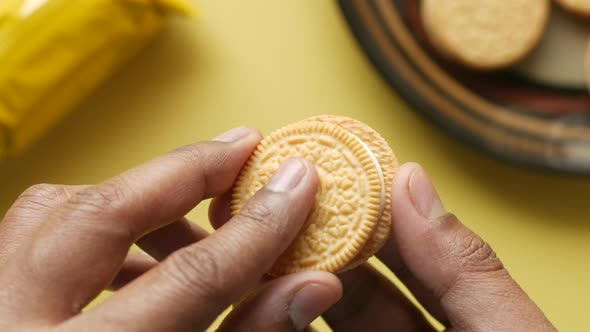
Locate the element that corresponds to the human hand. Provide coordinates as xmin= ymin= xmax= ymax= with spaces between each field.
xmin=0 ymin=125 xmax=557 ymax=332
xmin=0 ymin=127 xmax=343 ymax=332
xmin=314 ymin=163 xmax=557 ymax=332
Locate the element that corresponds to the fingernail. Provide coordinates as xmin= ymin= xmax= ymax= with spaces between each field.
xmin=409 ymin=165 xmax=446 ymax=219
xmin=289 ymin=283 xmax=340 ymax=331
xmin=213 ymin=127 xmax=254 ymax=142
xmin=266 ymin=158 xmax=307 ymax=192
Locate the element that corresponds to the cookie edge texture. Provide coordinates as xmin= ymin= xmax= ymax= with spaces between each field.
xmin=231 ymin=120 xmax=384 ymax=276
xmin=304 ymin=115 xmax=398 ymax=271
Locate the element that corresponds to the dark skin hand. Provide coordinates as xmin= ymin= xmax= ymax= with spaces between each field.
xmin=0 ymin=127 xmax=556 ymax=331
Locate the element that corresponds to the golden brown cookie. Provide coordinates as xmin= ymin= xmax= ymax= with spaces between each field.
xmin=421 ymin=0 xmax=550 ymax=70
xmin=555 ymin=0 xmax=590 ymax=17
xmin=301 ymin=115 xmax=398 ymax=269
xmin=231 ymin=116 xmax=398 ymax=276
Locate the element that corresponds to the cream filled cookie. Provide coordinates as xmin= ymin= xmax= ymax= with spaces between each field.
xmin=231 ymin=116 xmax=397 ymax=276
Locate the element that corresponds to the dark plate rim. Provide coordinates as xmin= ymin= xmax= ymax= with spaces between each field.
xmin=338 ymin=0 xmax=590 ymax=176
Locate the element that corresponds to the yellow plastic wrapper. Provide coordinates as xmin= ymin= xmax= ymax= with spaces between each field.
xmin=0 ymin=0 xmax=195 ymax=158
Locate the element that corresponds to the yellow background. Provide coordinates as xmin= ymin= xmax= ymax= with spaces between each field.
xmin=1 ymin=1 xmax=589 ymax=330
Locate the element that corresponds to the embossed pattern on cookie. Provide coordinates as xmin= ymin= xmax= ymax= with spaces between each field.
xmin=231 ymin=121 xmax=385 ymax=276
xmin=304 ymin=115 xmax=398 ymax=270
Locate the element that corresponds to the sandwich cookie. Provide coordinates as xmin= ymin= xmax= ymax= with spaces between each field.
xmin=231 ymin=116 xmax=398 ymax=276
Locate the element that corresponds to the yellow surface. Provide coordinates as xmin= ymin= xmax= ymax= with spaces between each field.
xmin=0 ymin=1 xmax=588 ymax=330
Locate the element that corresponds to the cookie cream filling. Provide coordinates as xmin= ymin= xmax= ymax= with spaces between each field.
xmin=348 ymin=132 xmax=386 ymax=222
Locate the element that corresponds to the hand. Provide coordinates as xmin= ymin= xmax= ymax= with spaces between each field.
xmin=315 ymin=163 xmax=557 ymax=332
xmin=0 ymin=126 xmax=557 ymax=332
xmin=0 ymin=127 xmax=342 ymax=332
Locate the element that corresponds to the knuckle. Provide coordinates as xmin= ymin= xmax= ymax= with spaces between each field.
xmin=20 ymin=183 xmax=61 ymax=199
xmin=10 ymin=184 xmax=68 ymax=214
xmin=170 ymin=144 xmax=211 ymax=188
xmin=60 ymin=183 xmax=136 ymax=242
xmin=237 ymin=200 xmax=279 ymax=233
xmin=164 ymin=245 xmax=226 ymax=299
xmin=457 ymin=233 xmax=504 ymax=275
xmin=436 ymin=213 xmax=504 ymax=275
xmin=66 ymin=182 xmax=128 ymax=217
xmin=432 ymin=214 xmax=509 ymax=302
xmin=172 ymin=144 xmax=208 ymax=165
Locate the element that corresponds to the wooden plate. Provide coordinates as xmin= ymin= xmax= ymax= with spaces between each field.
xmin=339 ymin=0 xmax=590 ymax=173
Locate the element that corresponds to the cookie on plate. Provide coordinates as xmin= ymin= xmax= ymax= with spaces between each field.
xmin=421 ymin=0 xmax=550 ymax=70
xmin=231 ymin=116 xmax=398 ymax=276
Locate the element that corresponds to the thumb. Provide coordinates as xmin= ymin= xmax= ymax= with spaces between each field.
xmin=391 ymin=163 xmax=555 ymax=331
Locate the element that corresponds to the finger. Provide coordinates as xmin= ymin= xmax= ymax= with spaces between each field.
xmin=208 ymin=189 xmax=233 ymax=229
xmin=320 ymin=162 xmax=448 ymax=330
xmin=377 ymin=233 xmax=448 ymax=325
xmin=376 ymin=165 xmax=450 ymax=324
xmin=0 ymin=184 xmax=88 ymax=265
xmin=109 ymin=251 xmax=158 ymax=291
xmin=70 ymin=158 xmax=319 ymax=332
xmin=323 ymin=264 xmax=434 ymax=332
xmin=0 ymin=127 xmax=262 ymax=323
xmin=391 ymin=163 xmax=555 ymax=331
xmin=211 ymin=167 xmax=435 ymax=332
xmin=1 ymin=188 xmax=204 ymax=287
xmin=208 ymin=190 xmax=270 ymax=297
xmin=136 ymin=217 xmax=209 ymax=261
xmin=219 ymin=271 xmax=342 ymax=331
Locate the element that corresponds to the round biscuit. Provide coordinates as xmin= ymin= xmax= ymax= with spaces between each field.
xmin=303 ymin=115 xmax=398 ymax=271
xmin=231 ymin=121 xmax=384 ymax=276
xmin=421 ymin=0 xmax=550 ymax=70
